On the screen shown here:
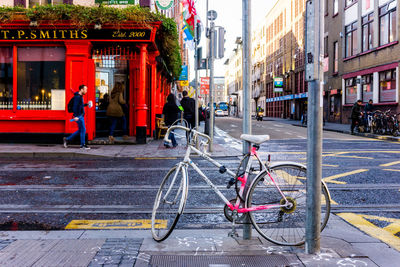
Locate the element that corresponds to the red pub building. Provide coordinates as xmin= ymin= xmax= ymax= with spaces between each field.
xmin=0 ymin=19 xmax=172 ymax=143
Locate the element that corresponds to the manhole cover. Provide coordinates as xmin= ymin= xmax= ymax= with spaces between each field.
xmin=150 ymin=255 xmax=290 ymax=267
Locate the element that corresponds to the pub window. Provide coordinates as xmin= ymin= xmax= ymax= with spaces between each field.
xmin=17 ymin=47 xmax=65 ymax=110
xmin=0 ymin=47 xmax=13 ymax=110
xmin=345 ymin=22 xmax=358 ymax=57
xmin=379 ymin=1 xmax=397 ymax=46
xmin=345 ymin=77 xmax=357 ymax=104
xmin=362 ymin=13 xmax=374 ymax=52
xmin=379 ymin=69 xmax=396 ymax=102
xmin=361 ymin=74 xmax=373 ymax=102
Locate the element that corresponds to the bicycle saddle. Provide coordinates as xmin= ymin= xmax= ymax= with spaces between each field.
xmin=240 ymin=134 xmax=270 ymax=144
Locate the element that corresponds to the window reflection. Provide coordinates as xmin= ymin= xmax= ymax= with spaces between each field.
xmin=17 ymin=47 xmax=65 ymax=110
xmin=0 ymin=47 xmax=13 ymax=110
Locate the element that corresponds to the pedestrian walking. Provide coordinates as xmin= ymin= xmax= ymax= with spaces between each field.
xmin=350 ymin=99 xmax=363 ymax=134
xmin=180 ymin=90 xmax=196 ymax=129
xmin=162 ymin=93 xmax=180 ymax=148
xmin=63 ymin=85 xmax=92 ymax=149
xmin=106 ymin=82 xmax=128 ymax=144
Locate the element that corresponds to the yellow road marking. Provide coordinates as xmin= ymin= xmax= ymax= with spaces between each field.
xmin=333 ymin=155 xmax=374 ymax=159
xmin=322 ymin=169 xmax=368 ymax=184
xmin=338 ymin=213 xmax=400 ymax=251
xmin=135 ymin=157 xmax=177 ymax=160
xmin=380 ymin=161 xmax=400 ymax=167
xmin=383 ymin=169 xmax=400 ymax=172
xmin=65 ymin=219 xmax=166 ymax=229
xmin=322 ymin=164 xmax=339 ymax=167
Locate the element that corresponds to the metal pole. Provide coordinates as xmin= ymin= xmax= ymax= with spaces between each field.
xmin=194 ymin=15 xmax=199 ymax=132
xmin=209 ymin=20 xmax=215 ymax=152
xmin=206 ymin=0 xmax=209 ymax=106
xmin=242 ymin=0 xmax=252 ymax=240
xmin=305 ymin=0 xmax=323 ymax=254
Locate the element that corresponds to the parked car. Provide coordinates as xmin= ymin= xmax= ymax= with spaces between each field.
xmin=215 ymin=109 xmax=224 ymax=117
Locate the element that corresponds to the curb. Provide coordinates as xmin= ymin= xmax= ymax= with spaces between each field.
xmin=292 ymin=124 xmax=400 ymax=142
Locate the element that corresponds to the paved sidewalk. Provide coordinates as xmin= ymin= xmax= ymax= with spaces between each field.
xmin=265 ymin=117 xmax=400 ymax=142
xmin=0 ymin=213 xmax=399 ymax=266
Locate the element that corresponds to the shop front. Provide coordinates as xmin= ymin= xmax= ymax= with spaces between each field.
xmin=0 ymin=22 xmax=170 ymax=143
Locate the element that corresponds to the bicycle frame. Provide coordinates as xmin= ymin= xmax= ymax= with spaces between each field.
xmin=165 ymin=126 xmax=290 ymax=214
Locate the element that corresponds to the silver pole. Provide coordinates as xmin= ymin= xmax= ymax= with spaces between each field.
xmin=194 ymin=15 xmax=199 ymax=133
xmin=206 ymin=0 xmax=209 ymax=106
xmin=242 ymin=0 xmax=252 ymax=240
xmin=305 ymin=0 xmax=323 ymax=254
xmin=209 ymin=20 xmax=215 ymax=152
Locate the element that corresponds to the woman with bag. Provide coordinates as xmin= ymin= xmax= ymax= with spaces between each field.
xmin=106 ymin=82 xmax=128 ymax=143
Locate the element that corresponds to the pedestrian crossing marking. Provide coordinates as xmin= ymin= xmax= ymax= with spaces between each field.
xmin=380 ymin=161 xmax=400 ymax=167
xmin=322 ymin=169 xmax=368 ymax=184
xmin=338 ymin=213 xmax=400 ymax=251
xmin=65 ymin=219 xmax=166 ymax=230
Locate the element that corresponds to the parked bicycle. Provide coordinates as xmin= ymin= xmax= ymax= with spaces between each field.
xmin=151 ymin=125 xmax=331 ymax=246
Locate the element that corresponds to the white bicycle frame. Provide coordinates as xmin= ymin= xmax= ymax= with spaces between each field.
xmin=164 ymin=125 xmax=290 ymax=213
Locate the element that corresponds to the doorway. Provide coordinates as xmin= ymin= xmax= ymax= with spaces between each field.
xmin=95 ymin=66 xmax=129 ymax=137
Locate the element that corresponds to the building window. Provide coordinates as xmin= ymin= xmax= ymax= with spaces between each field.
xmin=361 ymin=74 xmax=373 ymax=102
xmin=379 ymin=69 xmax=396 ymax=102
xmin=362 ymin=13 xmax=374 ymax=52
xmin=324 ymin=36 xmax=329 ymax=57
xmin=333 ymin=41 xmax=338 ymax=73
xmin=345 ymin=22 xmax=358 ymax=57
xmin=17 ymin=47 xmax=65 ymax=110
xmin=379 ymin=1 xmax=397 ymax=46
xmin=0 ymin=48 xmax=13 ymax=110
xmin=29 ymin=0 xmax=64 ymax=7
xmin=333 ymin=0 xmax=339 ymax=14
xmin=345 ymin=77 xmax=357 ymax=104
xmin=345 ymin=0 xmax=356 ymax=8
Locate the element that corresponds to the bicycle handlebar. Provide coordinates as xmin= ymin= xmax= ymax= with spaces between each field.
xmin=163 ymin=125 xmax=211 ymax=144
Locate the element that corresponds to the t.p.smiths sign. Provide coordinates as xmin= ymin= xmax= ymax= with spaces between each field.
xmin=0 ymin=29 xmax=151 ymax=41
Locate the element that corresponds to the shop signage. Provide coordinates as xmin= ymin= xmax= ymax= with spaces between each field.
xmin=178 ymin=65 xmax=188 ymax=81
xmin=180 ymin=80 xmax=189 ymax=86
xmin=273 ymin=77 xmax=283 ymax=93
xmin=155 ymin=0 xmax=174 ymax=10
xmin=0 ymin=29 xmax=151 ymax=41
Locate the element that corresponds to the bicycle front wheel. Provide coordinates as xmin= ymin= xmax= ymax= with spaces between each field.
xmin=151 ymin=164 xmax=188 ymax=242
xmin=246 ymin=163 xmax=331 ymax=246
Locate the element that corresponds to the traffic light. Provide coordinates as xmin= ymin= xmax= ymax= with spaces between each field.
xmin=196 ymin=47 xmax=202 ymax=69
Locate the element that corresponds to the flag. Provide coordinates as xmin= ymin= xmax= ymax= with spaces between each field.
xmin=181 ymin=0 xmax=202 ymax=50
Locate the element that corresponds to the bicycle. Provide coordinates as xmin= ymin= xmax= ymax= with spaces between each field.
xmin=151 ymin=125 xmax=331 ymax=246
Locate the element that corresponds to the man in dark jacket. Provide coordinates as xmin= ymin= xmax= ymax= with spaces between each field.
xmin=64 ymin=85 xmax=91 ymax=149
xmin=350 ymin=99 xmax=363 ymax=134
xmin=180 ymin=90 xmax=196 ymax=129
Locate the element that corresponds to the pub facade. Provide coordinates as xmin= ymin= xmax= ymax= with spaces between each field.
xmin=0 ymin=18 xmax=173 ymax=143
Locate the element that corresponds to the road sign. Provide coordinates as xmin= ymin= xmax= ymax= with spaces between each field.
xmin=180 ymin=80 xmax=189 ymax=86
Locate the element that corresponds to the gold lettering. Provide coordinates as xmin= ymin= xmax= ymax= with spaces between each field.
xmin=17 ymin=30 xmax=25 ymax=39
xmin=112 ymin=31 xmax=118 ymax=38
xmin=30 ymin=30 xmax=37 ymax=39
xmin=39 ymin=30 xmax=50 ymax=39
xmin=70 ymin=30 xmax=79 ymax=39
xmin=60 ymin=30 xmax=67 ymax=39
xmin=1 ymin=30 xmax=10 ymax=39
xmin=81 ymin=30 xmax=88 ymax=39
xmin=53 ymin=30 xmax=58 ymax=39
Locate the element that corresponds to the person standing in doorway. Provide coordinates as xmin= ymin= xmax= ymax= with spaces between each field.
xmin=350 ymin=99 xmax=363 ymax=134
xmin=106 ymin=82 xmax=128 ymax=144
xmin=180 ymin=90 xmax=195 ymax=129
xmin=64 ymin=85 xmax=91 ymax=149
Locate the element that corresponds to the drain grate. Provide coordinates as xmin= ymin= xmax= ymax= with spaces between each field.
xmin=150 ymin=255 xmax=290 ymax=267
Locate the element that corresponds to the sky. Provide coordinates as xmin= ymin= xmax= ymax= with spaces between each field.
xmin=188 ymin=0 xmax=278 ymax=79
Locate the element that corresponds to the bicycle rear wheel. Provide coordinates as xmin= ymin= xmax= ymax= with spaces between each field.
xmin=151 ymin=164 xmax=188 ymax=242
xmin=246 ymin=163 xmax=331 ymax=246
